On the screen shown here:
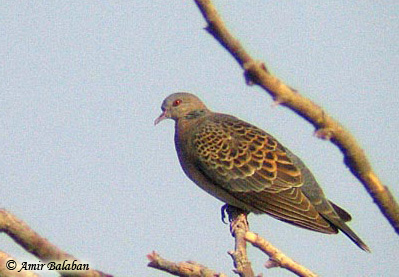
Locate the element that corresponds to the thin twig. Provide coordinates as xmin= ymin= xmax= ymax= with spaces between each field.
xmin=193 ymin=0 xmax=399 ymax=233
xmin=245 ymin=232 xmax=318 ymax=277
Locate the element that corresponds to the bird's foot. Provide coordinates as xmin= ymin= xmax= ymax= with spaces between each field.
xmin=220 ymin=204 xmax=249 ymax=236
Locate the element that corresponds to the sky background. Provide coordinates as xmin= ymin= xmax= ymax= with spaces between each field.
xmin=1 ymin=1 xmax=398 ymax=276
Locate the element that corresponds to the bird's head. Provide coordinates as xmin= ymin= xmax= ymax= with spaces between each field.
xmin=154 ymin=92 xmax=209 ymax=125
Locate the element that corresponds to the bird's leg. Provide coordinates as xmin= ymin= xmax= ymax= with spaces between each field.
xmin=220 ymin=204 xmax=249 ymax=235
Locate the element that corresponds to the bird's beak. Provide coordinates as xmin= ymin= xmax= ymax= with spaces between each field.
xmin=154 ymin=111 xmax=167 ymax=125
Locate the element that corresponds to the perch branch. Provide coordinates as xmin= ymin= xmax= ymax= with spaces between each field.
xmin=0 ymin=209 xmax=112 ymax=277
xmin=193 ymin=0 xmax=399 ymax=233
xmin=224 ymin=205 xmax=254 ymax=277
xmin=148 ymin=206 xmax=316 ymax=276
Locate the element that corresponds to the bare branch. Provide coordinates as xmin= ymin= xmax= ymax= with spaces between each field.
xmin=147 ymin=251 xmax=227 ymax=277
xmin=0 ymin=209 xmax=112 ymax=277
xmin=245 ymin=232 xmax=318 ymax=277
xmin=193 ymin=0 xmax=399 ymax=233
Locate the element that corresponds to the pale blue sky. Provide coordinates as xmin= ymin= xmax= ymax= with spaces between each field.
xmin=1 ymin=1 xmax=398 ymax=276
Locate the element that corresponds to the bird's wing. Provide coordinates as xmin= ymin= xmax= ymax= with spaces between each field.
xmin=193 ymin=114 xmax=301 ymax=192
xmin=193 ymin=114 xmax=336 ymax=233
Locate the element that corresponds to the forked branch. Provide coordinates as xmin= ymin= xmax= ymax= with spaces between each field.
xmin=149 ymin=207 xmax=317 ymax=276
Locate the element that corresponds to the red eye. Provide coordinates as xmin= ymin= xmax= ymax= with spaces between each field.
xmin=172 ymin=99 xmax=182 ymax=107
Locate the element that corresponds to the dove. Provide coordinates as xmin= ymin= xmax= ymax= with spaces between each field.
xmin=155 ymin=92 xmax=369 ymax=252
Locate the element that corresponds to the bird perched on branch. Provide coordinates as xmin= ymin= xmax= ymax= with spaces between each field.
xmin=155 ymin=92 xmax=369 ymax=252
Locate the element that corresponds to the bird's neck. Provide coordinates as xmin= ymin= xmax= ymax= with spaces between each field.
xmin=177 ymin=109 xmax=208 ymax=135
xmin=175 ymin=109 xmax=208 ymax=149
xmin=183 ymin=109 xmax=207 ymax=120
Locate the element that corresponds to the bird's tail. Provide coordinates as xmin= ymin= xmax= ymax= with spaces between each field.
xmin=331 ymin=218 xmax=371 ymax=252
xmin=326 ymin=201 xmax=370 ymax=252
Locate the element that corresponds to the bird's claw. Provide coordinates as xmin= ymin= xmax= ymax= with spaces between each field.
xmin=220 ymin=204 xmax=249 ymax=235
xmin=221 ymin=204 xmax=229 ymax=224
